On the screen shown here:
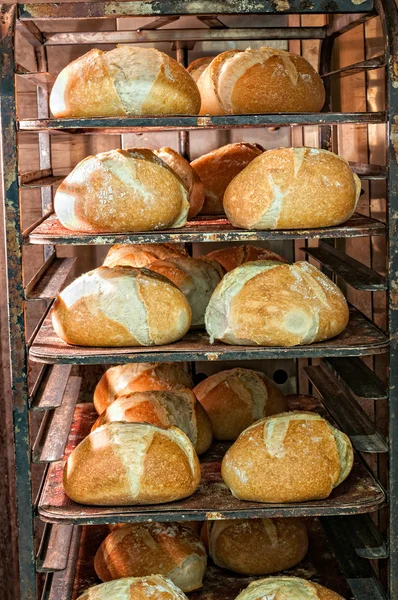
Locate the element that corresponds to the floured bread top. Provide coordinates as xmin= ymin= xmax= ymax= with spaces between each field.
xmin=76 ymin=575 xmax=189 ymax=600
xmin=235 ymin=577 xmax=325 ymax=600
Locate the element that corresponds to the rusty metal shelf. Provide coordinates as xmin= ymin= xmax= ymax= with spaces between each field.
xmin=30 ymin=364 xmax=73 ymax=411
xmin=25 ymin=256 xmax=76 ymax=301
xmin=36 ymin=523 xmax=74 ymax=573
xmin=324 ymin=357 xmax=388 ymax=400
xmin=321 ymin=56 xmax=386 ymax=79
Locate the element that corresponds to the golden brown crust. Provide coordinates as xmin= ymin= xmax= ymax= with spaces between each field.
xmin=194 ymin=402 xmax=213 ymax=454
xmin=206 ymin=245 xmax=287 ymax=271
xmin=76 ymin=575 xmax=190 ymax=600
xmin=197 ymin=50 xmax=241 ymax=115
xmin=187 ymin=57 xmax=214 ymax=82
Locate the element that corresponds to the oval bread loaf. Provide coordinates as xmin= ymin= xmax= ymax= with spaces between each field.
xmin=206 ymin=245 xmax=287 ymax=272
xmin=50 ymin=47 xmax=201 ymax=118
xmin=64 ymin=422 xmax=201 ymax=505
xmin=54 ymin=148 xmax=190 ymax=233
xmin=205 ymin=260 xmax=349 ymax=346
xmin=221 ymin=411 xmax=354 ymax=503
xmin=224 ymin=147 xmax=361 ymax=230
xmin=76 ymin=575 xmax=189 ymax=600
xmin=94 ymin=522 xmax=206 ymax=592
xmin=52 ymin=266 xmax=192 ymax=347
xmin=197 ymin=48 xmax=325 ymax=115
xmin=235 ymin=576 xmax=345 ymax=600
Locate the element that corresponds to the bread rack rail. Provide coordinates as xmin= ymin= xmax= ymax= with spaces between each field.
xmin=1 ymin=1 xmax=398 ymax=599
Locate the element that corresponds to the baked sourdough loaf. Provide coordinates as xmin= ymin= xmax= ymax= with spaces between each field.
xmin=193 ymin=368 xmax=287 ymax=440
xmin=76 ymin=575 xmax=189 ymax=600
xmin=104 ymin=244 xmax=224 ymax=327
xmin=221 ymin=411 xmax=354 ymax=503
xmin=235 ymin=577 xmax=345 ymax=600
xmin=55 ymin=149 xmax=190 ymax=233
xmin=205 ymin=261 xmax=349 ymax=346
xmin=197 ymin=48 xmax=325 ymax=115
xmin=187 ymin=57 xmax=213 ymax=82
xmin=91 ymin=389 xmax=213 ymax=455
xmin=206 ymin=245 xmax=287 ymax=272
xmin=94 ymin=522 xmax=206 ymax=591
xmin=50 ymin=47 xmax=201 ymax=118
xmin=224 ymin=147 xmax=361 ymax=230
xmin=204 ymin=518 xmax=308 ymax=575
xmin=52 ymin=267 xmax=191 ymax=347
xmin=190 ymin=143 xmax=263 ymax=215
xmin=64 ymin=422 xmax=201 ymax=505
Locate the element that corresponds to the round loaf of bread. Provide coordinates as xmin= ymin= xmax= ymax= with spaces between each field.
xmin=224 ymin=147 xmax=361 ymax=230
xmin=52 ymin=266 xmax=191 ymax=347
xmin=104 ymin=244 xmax=224 ymax=328
xmin=205 ymin=260 xmax=349 ymax=346
xmin=187 ymin=57 xmax=213 ymax=82
xmin=94 ymin=363 xmax=194 ymax=415
xmin=205 ymin=518 xmax=308 ymax=575
xmin=54 ymin=148 xmax=190 ymax=233
xmin=235 ymin=577 xmax=345 ymax=600
xmin=197 ymin=47 xmax=325 ymax=115
xmin=94 ymin=522 xmax=206 ymax=592
xmin=76 ymin=575 xmax=189 ymax=600
xmin=193 ymin=368 xmax=287 ymax=440
xmin=64 ymin=422 xmax=201 ymax=505
xmin=190 ymin=143 xmax=263 ymax=215
xmin=50 ymin=47 xmax=201 ymax=118
xmin=206 ymin=245 xmax=287 ymax=272
xmin=221 ymin=411 xmax=354 ymax=503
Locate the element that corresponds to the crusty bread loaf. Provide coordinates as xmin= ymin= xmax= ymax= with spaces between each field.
xmin=221 ymin=411 xmax=354 ymax=503
xmin=197 ymin=48 xmax=325 ymax=115
xmin=154 ymin=148 xmax=204 ymax=218
xmin=50 ymin=47 xmax=201 ymax=118
xmin=235 ymin=577 xmax=344 ymax=600
xmin=187 ymin=57 xmax=213 ymax=82
xmin=94 ymin=522 xmax=206 ymax=592
xmin=94 ymin=363 xmax=194 ymax=415
xmin=193 ymin=368 xmax=287 ymax=440
xmin=91 ymin=389 xmax=213 ymax=455
xmin=64 ymin=422 xmax=201 ymax=505
xmin=52 ymin=266 xmax=191 ymax=347
xmin=206 ymin=245 xmax=287 ymax=272
xmin=190 ymin=143 xmax=263 ymax=215
xmin=104 ymin=244 xmax=224 ymax=327
xmin=205 ymin=518 xmax=308 ymax=575
xmin=224 ymin=147 xmax=361 ymax=230
xmin=55 ymin=148 xmax=190 ymax=233
xmin=205 ymin=260 xmax=349 ymax=346
xmin=76 ymin=575 xmax=189 ymax=600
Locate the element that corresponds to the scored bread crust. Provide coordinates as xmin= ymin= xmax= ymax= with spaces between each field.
xmin=206 ymin=245 xmax=287 ymax=271
xmin=64 ymin=422 xmax=201 ymax=506
xmin=235 ymin=576 xmax=345 ymax=600
xmin=76 ymin=574 xmax=190 ymax=600
xmin=221 ymin=411 xmax=354 ymax=503
xmin=187 ymin=57 xmax=214 ymax=83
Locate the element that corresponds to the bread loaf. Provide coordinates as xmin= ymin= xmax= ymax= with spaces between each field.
xmin=224 ymin=147 xmax=361 ymax=230
xmin=52 ymin=266 xmax=191 ymax=347
xmin=54 ymin=148 xmax=190 ymax=233
xmin=187 ymin=57 xmax=213 ymax=82
xmin=94 ymin=363 xmax=194 ymax=415
xmin=91 ymin=389 xmax=212 ymax=455
xmin=190 ymin=143 xmax=263 ymax=215
xmin=104 ymin=244 xmax=224 ymax=327
xmin=205 ymin=261 xmax=349 ymax=346
xmin=64 ymin=422 xmax=201 ymax=505
xmin=76 ymin=575 xmax=189 ymax=600
xmin=94 ymin=522 xmax=206 ymax=592
xmin=197 ymin=48 xmax=325 ymax=115
xmin=193 ymin=368 xmax=287 ymax=440
xmin=221 ymin=411 xmax=354 ymax=503
xmin=235 ymin=577 xmax=344 ymax=600
xmin=205 ymin=518 xmax=308 ymax=575
xmin=50 ymin=47 xmax=201 ymax=118
xmin=154 ymin=148 xmax=204 ymax=218
xmin=206 ymin=245 xmax=287 ymax=272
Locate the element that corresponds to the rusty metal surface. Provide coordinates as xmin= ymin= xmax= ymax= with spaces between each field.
xmin=324 ymin=357 xmax=388 ymax=400
xmin=25 ymin=256 xmax=76 ymax=300
xmin=30 ymin=364 xmax=72 ymax=411
xmin=36 ymin=523 xmax=74 ymax=572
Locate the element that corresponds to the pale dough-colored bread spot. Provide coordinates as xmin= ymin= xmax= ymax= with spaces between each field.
xmin=235 ymin=577 xmax=344 ymax=600
xmin=76 ymin=575 xmax=189 ymax=600
xmin=187 ymin=57 xmax=213 ymax=82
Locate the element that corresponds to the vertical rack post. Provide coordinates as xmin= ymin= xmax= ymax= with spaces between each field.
xmin=175 ymin=42 xmax=190 ymax=160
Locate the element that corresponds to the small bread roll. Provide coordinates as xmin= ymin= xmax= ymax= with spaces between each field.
xmin=193 ymin=368 xmax=287 ymax=440
xmin=224 ymin=147 xmax=361 ymax=230
xmin=50 ymin=47 xmax=201 ymax=118
xmin=64 ymin=422 xmax=201 ymax=505
xmin=154 ymin=148 xmax=204 ymax=218
xmin=76 ymin=575 xmax=189 ymax=600
xmin=94 ymin=363 xmax=193 ymax=415
xmin=94 ymin=522 xmax=207 ymax=592
xmin=205 ymin=518 xmax=308 ymax=575
xmin=197 ymin=48 xmax=325 ymax=115
xmin=187 ymin=57 xmax=213 ymax=82
xmin=54 ymin=148 xmax=190 ymax=233
xmin=205 ymin=261 xmax=349 ymax=346
xmin=191 ymin=143 xmax=263 ymax=215
xmin=235 ymin=577 xmax=344 ymax=600
xmin=52 ymin=266 xmax=191 ymax=347
xmin=206 ymin=245 xmax=287 ymax=272
xmin=104 ymin=244 xmax=224 ymax=327
xmin=222 ymin=411 xmax=354 ymax=503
